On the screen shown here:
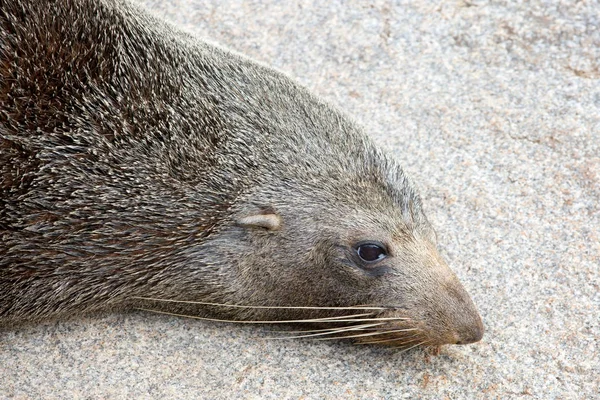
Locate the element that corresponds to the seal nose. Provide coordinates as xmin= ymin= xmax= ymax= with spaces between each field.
xmin=455 ymin=315 xmax=485 ymax=344
xmin=442 ymin=277 xmax=485 ymax=345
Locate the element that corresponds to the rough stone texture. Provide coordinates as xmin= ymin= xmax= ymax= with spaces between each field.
xmin=1 ymin=0 xmax=598 ymax=398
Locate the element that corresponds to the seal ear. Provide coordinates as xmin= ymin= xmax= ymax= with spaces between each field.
xmin=236 ymin=212 xmax=282 ymax=231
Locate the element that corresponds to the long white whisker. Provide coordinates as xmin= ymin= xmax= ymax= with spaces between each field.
xmin=316 ymin=327 xmax=420 ymax=341
xmin=267 ymin=323 xmax=385 ymax=339
xmin=133 ymin=296 xmax=387 ymax=311
xmin=357 ymin=331 xmax=422 ymax=345
xmin=136 ymin=308 xmax=404 ymax=324
xmin=396 ymin=340 xmax=430 ymax=353
xmin=272 ymin=325 xmax=383 ymax=334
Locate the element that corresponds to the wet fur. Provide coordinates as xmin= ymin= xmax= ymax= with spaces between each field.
xmin=0 ymin=0 xmax=483 ymax=345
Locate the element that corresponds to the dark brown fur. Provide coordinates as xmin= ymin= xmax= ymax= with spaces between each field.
xmin=0 ymin=0 xmax=483 ymax=346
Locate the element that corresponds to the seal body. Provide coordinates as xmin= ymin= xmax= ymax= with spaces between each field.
xmin=0 ymin=0 xmax=483 ymax=345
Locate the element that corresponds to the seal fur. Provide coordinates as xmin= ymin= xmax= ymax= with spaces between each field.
xmin=0 ymin=0 xmax=483 ymax=346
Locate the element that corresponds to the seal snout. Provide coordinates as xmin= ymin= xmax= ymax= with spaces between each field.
xmin=444 ymin=282 xmax=485 ymax=345
xmin=420 ymin=262 xmax=485 ymax=346
xmin=453 ymin=312 xmax=484 ymax=345
xmin=425 ymin=305 xmax=484 ymax=346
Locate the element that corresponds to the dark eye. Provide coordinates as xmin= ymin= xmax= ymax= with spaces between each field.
xmin=355 ymin=242 xmax=387 ymax=263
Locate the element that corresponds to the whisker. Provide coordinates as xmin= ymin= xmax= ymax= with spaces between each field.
xmin=328 ymin=328 xmax=416 ymax=344
xmin=357 ymin=331 xmax=421 ymax=345
xmin=133 ymin=296 xmax=387 ymax=311
xmin=317 ymin=328 xmax=420 ymax=342
xmin=395 ymin=340 xmax=430 ymax=353
xmin=136 ymin=308 xmax=404 ymax=324
xmin=266 ymin=323 xmax=386 ymax=340
xmin=272 ymin=325 xmax=383 ymax=334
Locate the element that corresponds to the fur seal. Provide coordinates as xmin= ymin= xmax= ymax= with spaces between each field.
xmin=0 ymin=0 xmax=483 ymax=346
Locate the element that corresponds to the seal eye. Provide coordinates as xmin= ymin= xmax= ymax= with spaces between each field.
xmin=356 ymin=242 xmax=387 ymax=263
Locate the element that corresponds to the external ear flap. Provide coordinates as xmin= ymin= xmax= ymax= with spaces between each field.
xmin=236 ymin=213 xmax=282 ymax=231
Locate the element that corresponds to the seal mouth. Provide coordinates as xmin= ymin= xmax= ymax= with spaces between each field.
xmin=295 ymin=311 xmax=444 ymax=348
xmin=270 ymin=313 xmax=432 ymax=350
xmin=302 ymin=308 xmax=484 ymax=347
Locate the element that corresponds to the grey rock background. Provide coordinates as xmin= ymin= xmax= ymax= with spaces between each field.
xmin=2 ymin=0 xmax=598 ymax=398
